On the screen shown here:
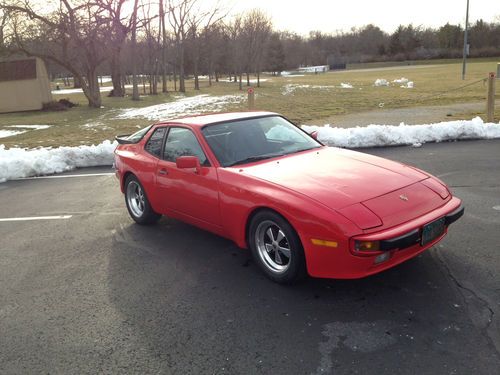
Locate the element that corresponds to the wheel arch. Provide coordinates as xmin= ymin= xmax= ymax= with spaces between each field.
xmin=121 ymin=171 xmax=136 ymax=193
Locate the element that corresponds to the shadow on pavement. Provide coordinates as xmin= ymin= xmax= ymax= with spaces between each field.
xmin=106 ymin=217 xmax=499 ymax=374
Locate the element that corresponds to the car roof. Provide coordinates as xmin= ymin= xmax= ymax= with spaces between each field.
xmin=156 ymin=111 xmax=279 ymax=127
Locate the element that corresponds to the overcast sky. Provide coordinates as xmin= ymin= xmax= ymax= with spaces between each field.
xmin=225 ymin=0 xmax=499 ymax=34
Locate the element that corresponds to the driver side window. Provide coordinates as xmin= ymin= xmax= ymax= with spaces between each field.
xmin=163 ymin=127 xmax=208 ymax=165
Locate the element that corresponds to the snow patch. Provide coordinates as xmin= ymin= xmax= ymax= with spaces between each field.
xmin=0 ymin=125 xmax=51 ymax=138
xmin=0 ymin=141 xmax=117 ymax=182
xmin=282 ymin=84 xmax=334 ymax=95
xmin=52 ymin=85 xmax=132 ymax=95
xmin=117 ymin=94 xmax=244 ymax=121
xmin=0 ymin=130 xmax=27 ymax=139
xmin=7 ymin=125 xmax=51 ymax=130
xmin=340 ymin=83 xmax=353 ymax=89
xmin=302 ymin=117 xmax=500 ymax=148
xmin=280 ymin=71 xmax=305 ymax=77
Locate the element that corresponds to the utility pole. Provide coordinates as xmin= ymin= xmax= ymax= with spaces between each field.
xmin=462 ymin=0 xmax=470 ymax=80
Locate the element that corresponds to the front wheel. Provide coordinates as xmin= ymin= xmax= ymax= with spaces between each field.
xmin=125 ymin=175 xmax=161 ymax=225
xmin=249 ymin=210 xmax=307 ymax=284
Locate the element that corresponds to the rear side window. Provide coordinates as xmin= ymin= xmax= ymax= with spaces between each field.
xmin=127 ymin=125 xmax=153 ymax=143
xmin=145 ymin=127 xmax=167 ymax=157
xmin=163 ymin=127 xmax=208 ymax=165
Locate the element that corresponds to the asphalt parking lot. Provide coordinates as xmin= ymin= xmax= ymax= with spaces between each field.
xmin=1 ymin=139 xmax=499 ymax=374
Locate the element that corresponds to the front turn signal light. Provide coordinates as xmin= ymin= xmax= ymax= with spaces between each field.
xmin=354 ymin=240 xmax=380 ymax=252
xmin=311 ymin=239 xmax=338 ymax=248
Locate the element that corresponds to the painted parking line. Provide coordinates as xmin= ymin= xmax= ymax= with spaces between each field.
xmin=0 ymin=215 xmax=72 ymax=222
xmin=16 ymin=173 xmax=115 ymax=180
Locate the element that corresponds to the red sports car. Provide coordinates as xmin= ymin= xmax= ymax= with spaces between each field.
xmin=114 ymin=111 xmax=463 ymax=283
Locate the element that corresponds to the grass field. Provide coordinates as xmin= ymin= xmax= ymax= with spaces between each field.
xmin=0 ymin=58 xmax=499 ymax=148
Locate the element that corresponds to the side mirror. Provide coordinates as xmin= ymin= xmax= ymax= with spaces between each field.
xmin=310 ymin=131 xmax=319 ymax=140
xmin=176 ymin=156 xmax=201 ymax=173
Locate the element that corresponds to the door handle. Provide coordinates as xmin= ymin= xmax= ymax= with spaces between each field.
xmin=158 ymin=169 xmax=168 ymax=176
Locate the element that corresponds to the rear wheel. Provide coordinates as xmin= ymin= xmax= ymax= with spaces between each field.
xmin=125 ymin=175 xmax=161 ymax=225
xmin=249 ymin=210 xmax=306 ymax=284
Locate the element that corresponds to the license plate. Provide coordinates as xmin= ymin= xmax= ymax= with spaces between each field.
xmin=421 ymin=217 xmax=446 ymax=246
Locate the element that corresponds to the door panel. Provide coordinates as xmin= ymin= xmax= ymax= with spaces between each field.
xmin=155 ymin=127 xmax=221 ymax=227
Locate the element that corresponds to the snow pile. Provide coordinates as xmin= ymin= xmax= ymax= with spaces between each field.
xmin=340 ymin=83 xmax=353 ymax=89
xmin=402 ymin=81 xmax=414 ymax=89
xmin=282 ymin=84 xmax=298 ymax=95
xmin=2 ymin=117 xmax=500 ymax=183
xmin=0 ymin=141 xmax=117 ymax=182
xmin=302 ymin=117 xmax=500 ymax=148
xmin=393 ymin=77 xmax=409 ymax=84
xmin=374 ymin=79 xmax=390 ymax=87
xmin=117 ymin=94 xmax=244 ymax=121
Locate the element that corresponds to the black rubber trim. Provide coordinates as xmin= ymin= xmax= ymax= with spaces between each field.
xmin=378 ymin=205 xmax=464 ymax=252
xmin=444 ymin=205 xmax=464 ymax=226
xmin=380 ymin=229 xmax=420 ymax=251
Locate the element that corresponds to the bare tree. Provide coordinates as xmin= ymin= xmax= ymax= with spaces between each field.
xmin=141 ymin=0 xmax=162 ymax=95
xmin=227 ymin=15 xmax=244 ymax=90
xmin=3 ymin=0 xmax=110 ymax=107
xmin=168 ymin=0 xmax=194 ymax=93
xmin=130 ymin=0 xmax=140 ymax=100
xmin=95 ymin=0 xmax=134 ymax=97
xmin=0 ymin=7 xmax=8 ymax=52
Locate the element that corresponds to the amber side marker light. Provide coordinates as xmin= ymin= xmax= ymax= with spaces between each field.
xmin=311 ymin=239 xmax=338 ymax=248
xmin=354 ymin=240 xmax=380 ymax=252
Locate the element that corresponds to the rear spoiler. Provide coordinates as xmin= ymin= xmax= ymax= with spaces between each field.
xmin=115 ymin=134 xmax=135 ymax=144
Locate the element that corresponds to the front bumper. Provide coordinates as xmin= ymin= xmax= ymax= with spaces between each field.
xmin=377 ymin=205 xmax=464 ymax=252
xmin=305 ymin=196 xmax=463 ymax=279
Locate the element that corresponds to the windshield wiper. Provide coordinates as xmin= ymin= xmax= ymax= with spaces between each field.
xmin=227 ymin=153 xmax=284 ymax=167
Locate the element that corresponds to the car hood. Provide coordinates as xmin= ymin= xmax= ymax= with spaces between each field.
xmin=238 ymin=147 xmax=430 ymax=211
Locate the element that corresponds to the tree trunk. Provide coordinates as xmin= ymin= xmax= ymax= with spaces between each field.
xmin=73 ymin=75 xmax=82 ymax=89
xmin=257 ymin=70 xmax=260 ymax=88
xmin=239 ymin=73 xmax=242 ymax=91
xmin=246 ymin=72 xmax=250 ymax=86
xmin=110 ymin=51 xmax=124 ymax=97
xmin=82 ymin=70 xmax=102 ymax=108
xmin=131 ymin=0 xmax=140 ymax=101
xmin=179 ymin=44 xmax=185 ymax=93
xmin=152 ymin=62 xmax=158 ymax=95
xmin=193 ymin=59 xmax=199 ymax=90
xmin=160 ymin=0 xmax=168 ymax=93
xmin=173 ymin=64 xmax=177 ymax=91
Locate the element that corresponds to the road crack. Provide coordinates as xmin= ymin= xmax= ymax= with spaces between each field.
xmin=435 ymin=252 xmax=499 ymax=356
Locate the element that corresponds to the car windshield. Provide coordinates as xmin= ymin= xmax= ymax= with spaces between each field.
xmin=201 ymin=116 xmax=321 ymax=167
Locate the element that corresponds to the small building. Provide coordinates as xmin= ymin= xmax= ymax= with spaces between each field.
xmin=0 ymin=58 xmax=52 ymax=113
xmin=297 ymin=65 xmax=330 ymax=74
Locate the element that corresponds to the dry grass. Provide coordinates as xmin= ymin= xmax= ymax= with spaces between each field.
xmin=0 ymin=58 xmax=498 ymax=148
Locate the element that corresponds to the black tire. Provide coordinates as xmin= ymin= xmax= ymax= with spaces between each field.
xmin=248 ymin=210 xmax=307 ymax=284
xmin=124 ymin=174 xmax=161 ymax=225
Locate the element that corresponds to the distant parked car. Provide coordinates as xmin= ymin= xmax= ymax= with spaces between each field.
xmin=114 ymin=112 xmax=463 ymax=283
